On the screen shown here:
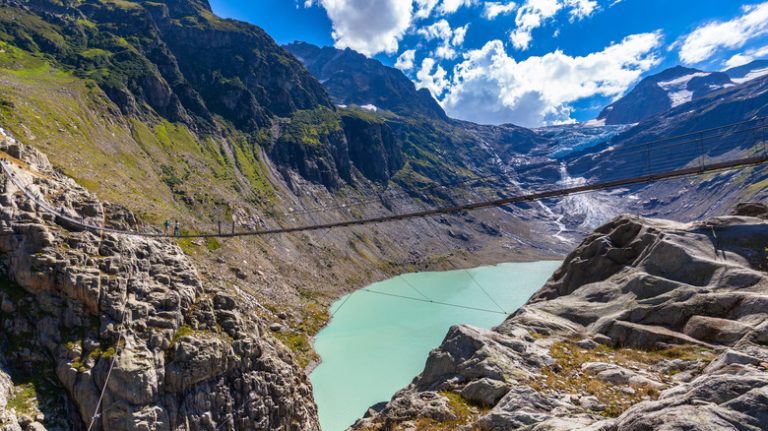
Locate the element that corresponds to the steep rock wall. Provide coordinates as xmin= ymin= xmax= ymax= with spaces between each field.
xmin=0 ymin=140 xmax=319 ymax=430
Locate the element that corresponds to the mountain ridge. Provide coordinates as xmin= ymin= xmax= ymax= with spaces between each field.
xmin=597 ymin=60 xmax=768 ymax=125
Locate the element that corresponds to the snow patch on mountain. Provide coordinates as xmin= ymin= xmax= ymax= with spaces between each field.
xmin=583 ymin=118 xmax=606 ymax=127
xmin=657 ymin=72 xmax=710 ymax=107
xmin=731 ymin=67 xmax=768 ymax=84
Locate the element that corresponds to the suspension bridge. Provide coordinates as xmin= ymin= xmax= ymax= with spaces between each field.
xmin=2 ymin=117 xmax=768 ymax=430
xmin=2 ymin=116 xmax=767 ymax=239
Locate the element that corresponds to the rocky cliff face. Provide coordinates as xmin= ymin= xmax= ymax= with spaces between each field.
xmin=341 ymin=113 xmax=403 ymax=184
xmin=0 ymin=141 xmax=319 ymax=430
xmin=353 ymin=207 xmax=768 ymax=430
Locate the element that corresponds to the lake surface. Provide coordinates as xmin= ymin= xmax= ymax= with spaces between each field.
xmin=310 ymin=261 xmax=562 ymax=431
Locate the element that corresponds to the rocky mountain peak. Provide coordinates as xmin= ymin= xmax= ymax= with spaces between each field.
xmin=0 ymin=0 xmax=332 ymax=132
xmin=284 ymin=42 xmax=448 ymax=120
xmin=595 ymin=62 xmax=764 ymax=125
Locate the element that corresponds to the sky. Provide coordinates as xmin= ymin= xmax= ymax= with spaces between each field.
xmin=209 ymin=0 xmax=768 ymax=127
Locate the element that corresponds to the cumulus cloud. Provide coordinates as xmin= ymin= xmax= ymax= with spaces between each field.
xmin=566 ymin=0 xmax=597 ymax=21
xmin=510 ymin=0 xmax=562 ymax=50
xmin=305 ymin=0 xmax=478 ymax=56
xmin=510 ymin=0 xmax=599 ymax=50
xmin=417 ymin=19 xmax=469 ymax=59
xmin=439 ymin=0 xmax=478 ymax=14
xmin=415 ymin=57 xmax=450 ymax=95
xmin=427 ymin=32 xmax=662 ymax=127
xmin=483 ymin=1 xmax=518 ymax=19
xmin=415 ymin=0 xmax=440 ymax=18
xmin=724 ymin=44 xmax=768 ymax=69
xmin=307 ymin=0 xmax=413 ymax=56
xmin=679 ymin=2 xmax=768 ymax=64
xmin=395 ymin=49 xmax=417 ymax=70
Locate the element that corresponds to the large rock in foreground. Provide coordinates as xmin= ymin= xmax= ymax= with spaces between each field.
xmin=353 ymin=209 xmax=768 ymax=430
xmin=0 ymin=140 xmax=320 ymax=430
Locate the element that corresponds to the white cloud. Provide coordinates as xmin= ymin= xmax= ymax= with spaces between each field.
xmin=566 ymin=0 xmax=597 ymax=21
xmin=452 ymin=23 xmax=469 ymax=45
xmin=417 ymin=19 xmax=453 ymax=40
xmin=679 ymin=2 xmax=768 ymax=64
xmin=724 ymin=44 xmax=768 ymax=69
xmin=483 ymin=1 xmax=517 ymax=20
xmin=431 ymin=32 xmax=662 ymax=127
xmin=511 ymin=0 xmax=562 ymax=50
xmin=724 ymin=54 xmax=753 ymax=69
xmin=307 ymin=0 xmax=413 ymax=56
xmin=395 ymin=49 xmax=417 ymax=70
xmin=305 ymin=0 xmax=477 ymax=55
xmin=415 ymin=0 xmax=440 ymax=18
xmin=438 ymin=0 xmax=478 ymax=14
xmin=415 ymin=58 xmax=450 ymax=95
xmin=414 ymin=0 xmax=476 ymax=18
xmin=417 ymin=19 xmax=469 ymax=59
xmin=510 ymin=0 xmax=599 ymax=50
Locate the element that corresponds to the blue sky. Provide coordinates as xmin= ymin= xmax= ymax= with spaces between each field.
xmin=210 ymin=0 xmax=768 ymax=127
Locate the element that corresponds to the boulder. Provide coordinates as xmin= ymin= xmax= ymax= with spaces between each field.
xmin=732 ymin=203 xmax=768 ymax=219
xmin=461 ymin=378 xmax=510 ymax=406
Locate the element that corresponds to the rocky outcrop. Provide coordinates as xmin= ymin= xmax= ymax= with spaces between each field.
xmin=341 ymin=113 xmax=403 ymax=184
xmin=0 ymin=140 xmax=320 ymax=430
xmin=353 ymin=210 xmax=768 ymax=430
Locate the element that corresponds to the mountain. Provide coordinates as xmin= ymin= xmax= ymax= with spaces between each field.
xmin=0 ymin=0 xmax=501 ymax=195
xmin=725 ymin=59 xmax=768 ymax=84
xmin=562 ymin=69 xmax=768 ymax=227
xmin=597 ymin=66 xmax=735 ymax=125
xmin=0 ymin=0 xmax=331 ymax=131
xmin=2 ymin=3 xmax=768 ymax=430
xmin=285 ymin=42 xmax=447 ymax=120
xmin=0 ymin=7 xmax=577 ymax=430
xmin=598 ymin=60 xmax=768 ymax=126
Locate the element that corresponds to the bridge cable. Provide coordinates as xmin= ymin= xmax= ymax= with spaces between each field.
xmin=2 ymin=117 xmax=768 ymax=240
xmin=87 ymin=295 xmax=129 ymax=431
xmin=359 ymin=288 xmax=508 ymax=315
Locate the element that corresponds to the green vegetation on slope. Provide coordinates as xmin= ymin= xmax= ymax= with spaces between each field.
xmin=0 ymin=40 xmax=278 ymax=231
xmin=531 ymin=339 xmax=714 ymax=418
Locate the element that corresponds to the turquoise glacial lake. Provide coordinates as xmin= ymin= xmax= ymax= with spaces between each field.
xmin=310 ymin=261 xmax=562 ymax=431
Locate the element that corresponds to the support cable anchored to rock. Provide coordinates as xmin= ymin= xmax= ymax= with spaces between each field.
xmin=86 ymin=292 xmax=130 ymax=431
xmin=360 ymin=288 xmax=508 ymax=315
